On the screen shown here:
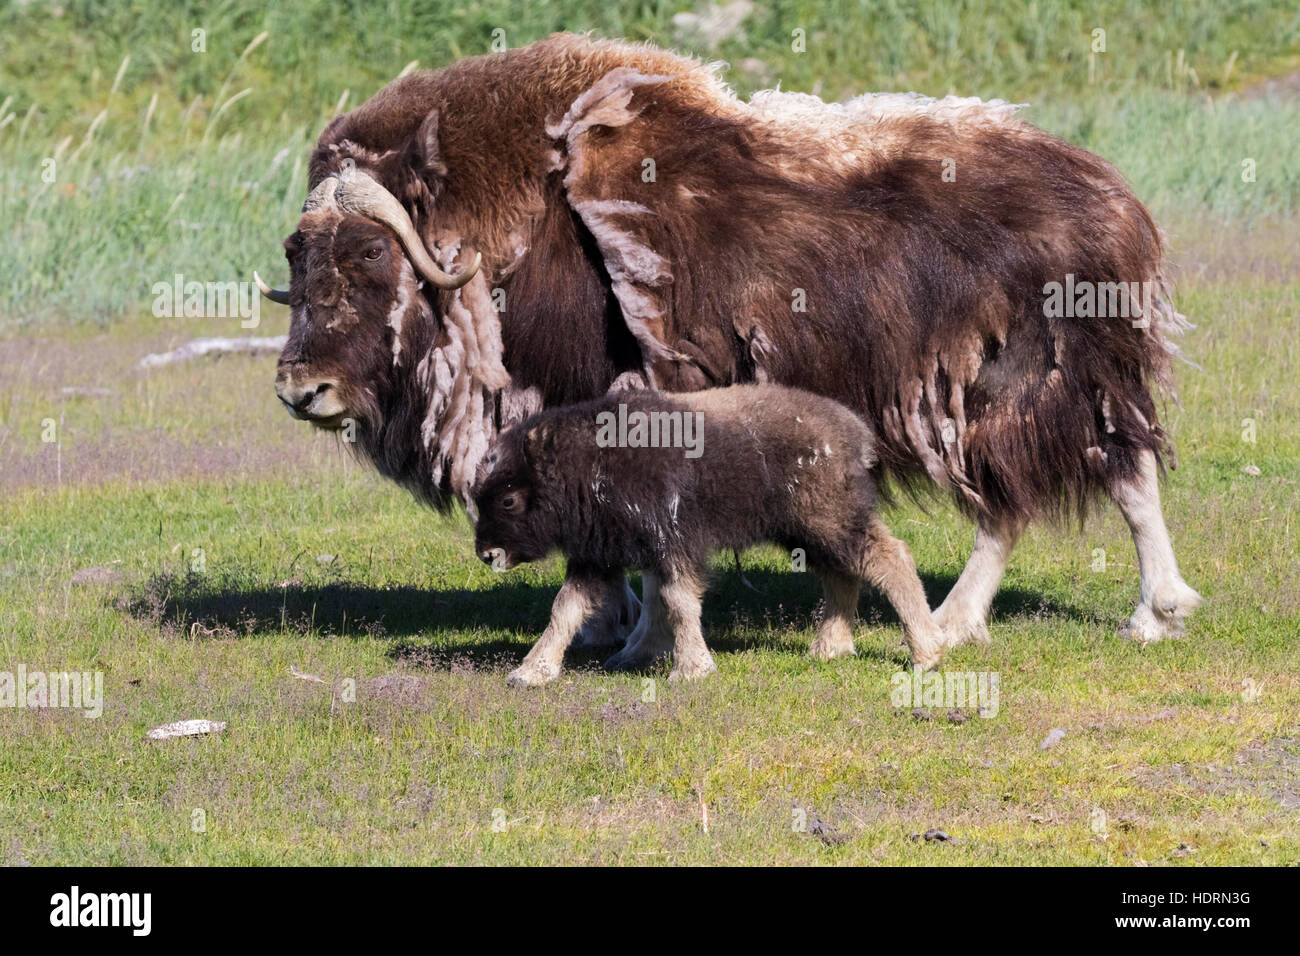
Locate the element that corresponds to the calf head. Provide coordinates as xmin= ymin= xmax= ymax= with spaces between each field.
xmin=471 ymin=425 xmax=559 ymax=569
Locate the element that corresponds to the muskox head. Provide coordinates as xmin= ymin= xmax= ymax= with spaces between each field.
xmin=259 ymin=164 xmax=481 ymax=432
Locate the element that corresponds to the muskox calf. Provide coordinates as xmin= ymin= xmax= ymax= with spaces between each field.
xmin=472 ymin=384 xmax=945 ymax=686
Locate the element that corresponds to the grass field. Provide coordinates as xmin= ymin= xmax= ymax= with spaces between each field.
xmin=1 ymin=1 xmax=1298 ymax=864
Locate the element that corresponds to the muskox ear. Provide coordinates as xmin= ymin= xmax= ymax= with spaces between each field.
xmin=416 ymin=109 xmax=448 ymax=179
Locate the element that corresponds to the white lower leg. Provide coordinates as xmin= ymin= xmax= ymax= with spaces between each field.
xmin=508 ymin=571 xmax=604 ymax=687
xmin=862 ymin=519 xmax=945 ymax=670
xmin=660 ymin=572 xmax=716 ymax=682
xmin=933 ymin=516 xmax=1025 ymax=648
xmin=809 ymin=570 xmax=859 ymax=660
xmin=1111 ymin=449 xmax=1201 ymax=644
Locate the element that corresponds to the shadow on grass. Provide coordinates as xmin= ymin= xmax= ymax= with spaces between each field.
xmin=119 ymin=565 xmax=1085 ymax=671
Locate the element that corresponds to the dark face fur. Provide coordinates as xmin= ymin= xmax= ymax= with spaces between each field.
xmin=273 ymin=207 xmax=426 ymax=432
xmin=471 ymin=433 xmax=550 ymax=569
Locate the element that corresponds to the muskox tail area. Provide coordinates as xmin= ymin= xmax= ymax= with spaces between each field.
xmin=887 ymin=215 xmax=1194 ymax=529
xmin=983 ymin=250 xmax=1191 ymax=527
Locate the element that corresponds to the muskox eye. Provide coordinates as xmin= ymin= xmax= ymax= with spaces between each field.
xmin=364 ymin=246 xmax=384 ymax=261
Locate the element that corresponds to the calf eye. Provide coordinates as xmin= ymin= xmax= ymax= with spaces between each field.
xmin=363 ymin=246 xmax=384 ymax=261
xmin=500 ymin=493 xmax=524 ymax=515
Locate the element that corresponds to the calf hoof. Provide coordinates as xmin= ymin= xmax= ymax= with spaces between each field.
xmin=909 ymin=640 xmax=944 ymax=673
xmin=808 ymin=635 xmax=856 ymax=661
xmin=932 ymin=602 xmax=992 ymax=649
xmin=506 ymin=660 xmax=561 ymax=688
xmin=667 ymin=655 xmax=718 ymax=683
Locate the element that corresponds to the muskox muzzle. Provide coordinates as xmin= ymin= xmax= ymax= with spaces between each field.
xmin=274 ymin=367 xmax=346 ymax=425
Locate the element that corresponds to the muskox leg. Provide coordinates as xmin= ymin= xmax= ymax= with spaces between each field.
xmin=860 ymin=517 xmax=945 ymax=670
xmin=660 ymin=570 xmax=717 ymax=682
xmin=809 ymin=570 xmax=859 ymax=661
xmin=571 ymin=577 xmax=641 ymax=648
xmin=932 ymin=514 xmax=1026 ymax=649
xmin=603 ymin=572 xmax=676 ymax=672
xmin=1109 ymin=448 xmax=1202 ymax=644
xmin=507 ymin=566 xmax=622 ymax=688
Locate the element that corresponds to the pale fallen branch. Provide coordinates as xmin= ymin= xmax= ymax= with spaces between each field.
xmin=138 ymin=336 xmax=286 ymax=369
xmin=145 ymin=718 xmax=227 ymax=740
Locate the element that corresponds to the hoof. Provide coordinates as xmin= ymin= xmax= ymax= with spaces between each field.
xmin=809 ymin=636 xmax=856 ymax=661
xmin=603 ymin=634 xmax=672 ymax=673
xmin=506 ymin=661 xmax=560 ymax=687
xmin=1121 ymin=581 xmax=1202 ymax=646
xmin=1119 ymin=605 xmax=1184 ymax=645
xmin=933 ymin=603 xmax=992 ymax=649
xmin=908 ymin=636 xmax=945 ymax=672
xmin=667 ymin=657 xmax=717 ymax=683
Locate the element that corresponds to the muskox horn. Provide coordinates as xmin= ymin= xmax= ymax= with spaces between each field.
xmin=332 ymin=167 xmax=481 ymax=291
xmin=253 ymin=271 xmax=291 ymax=305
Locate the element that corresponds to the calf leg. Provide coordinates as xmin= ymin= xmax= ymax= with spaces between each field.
xmin=861 ymin=517 xmax=945 ymax=670
xmin=1110 ymin=448 xmax=1201 ymax=644
xmin=660 ymin=569 xmax=717 ymax=682
xmin=508 ymin=566 xmax=622 ymax=688
xmin=933 ymin=514 xmax=1026 ymax=648
xmin=604 ymin=572 xmax=676 ymax=672
xmin=809 ymin=569 xmax=860 ymax=660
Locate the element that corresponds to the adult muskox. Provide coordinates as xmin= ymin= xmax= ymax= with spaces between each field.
xmin=257 ymin=32 xmax=1199 ymax=657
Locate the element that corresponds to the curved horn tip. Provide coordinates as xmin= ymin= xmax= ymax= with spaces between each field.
xmin=253 ymin=271 xmax=291 ymax=305
xmin=451 ymin=252 xmax=482 ymax=289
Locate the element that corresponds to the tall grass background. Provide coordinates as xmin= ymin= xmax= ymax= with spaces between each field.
xmin=2 ymin=0 xmax=1298 ymax=328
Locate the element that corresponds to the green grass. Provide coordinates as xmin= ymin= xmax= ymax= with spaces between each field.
xmin=1 ymin=270 xmax=1297 ymax=864
xmin=1 ymin=0 xmax=1298 ymax=865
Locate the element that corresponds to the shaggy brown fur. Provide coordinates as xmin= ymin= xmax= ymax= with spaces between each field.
xmin=274 ymin=32 xmax=1186 ymax=522
xmin=472 ymin=384 xmax=944 ymax=684
xmin=266 ymin=33 xmax=1196 ymax=648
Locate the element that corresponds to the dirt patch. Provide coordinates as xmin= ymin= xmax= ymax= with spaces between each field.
xmin=70 ymin=565 xmax=124 ymax=586
xmin=0 ymin=318 xmax=341 ymax=491
xmin=1141 ymin=731 xmax=1300 ymax=809
xmin=597 ymin=700 xmax=651 ymax=725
